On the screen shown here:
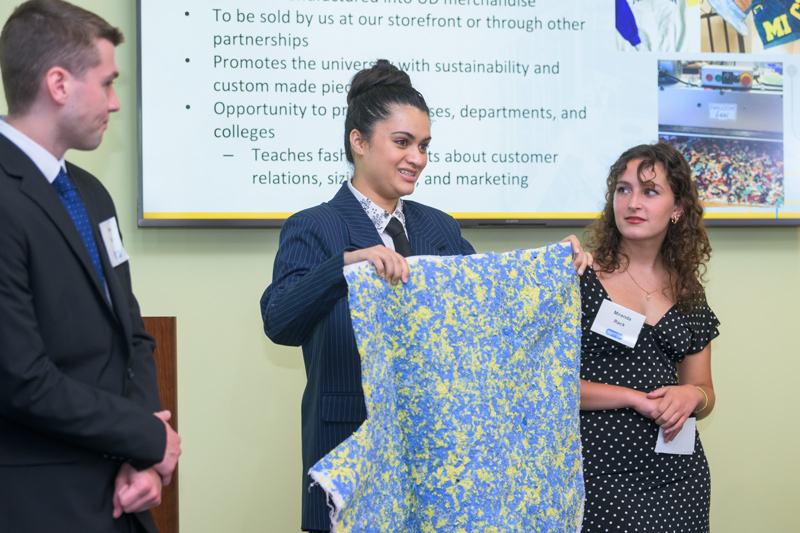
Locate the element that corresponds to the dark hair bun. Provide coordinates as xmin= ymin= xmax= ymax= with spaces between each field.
xmin=346 ymin=59 xmax=413 ymax=106
xmin=343 ymin=59 xmax=429 ymax=164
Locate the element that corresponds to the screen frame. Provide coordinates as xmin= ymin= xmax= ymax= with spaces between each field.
xmin=135 ymin=0 xmax=799 ymax=228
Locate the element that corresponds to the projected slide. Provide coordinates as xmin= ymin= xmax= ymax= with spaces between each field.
xmin=138 ymin=0 xmax=800 ymax=225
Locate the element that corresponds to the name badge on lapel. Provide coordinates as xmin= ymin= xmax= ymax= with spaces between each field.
xmin=589 ymin=299 xmax=646 ymax=348
xmin=98 ymin=217 xmax=130 ymax=268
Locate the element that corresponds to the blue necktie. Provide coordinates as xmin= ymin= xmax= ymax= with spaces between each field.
xmin=52 ymin=169 xmax=107 ymax=288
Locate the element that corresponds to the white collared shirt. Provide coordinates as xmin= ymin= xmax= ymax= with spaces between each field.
xmin=0 ymin=117 xmax=66 ymax=182
xmin=1 ymin=116 xmax=110 ymax=301
xmin=347 ymin=179 xmax=408 ymax=251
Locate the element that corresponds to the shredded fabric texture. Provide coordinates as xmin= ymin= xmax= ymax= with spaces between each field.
xmin=309 ymin=244 xmax=584 ymax=533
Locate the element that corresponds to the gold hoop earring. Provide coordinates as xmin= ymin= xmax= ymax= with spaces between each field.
xmin=670 ymin=214 xmax=680 ymax=225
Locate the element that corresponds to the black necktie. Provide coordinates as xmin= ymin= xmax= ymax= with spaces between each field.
xmin=385 ymin=216 xmax=412 ymax=257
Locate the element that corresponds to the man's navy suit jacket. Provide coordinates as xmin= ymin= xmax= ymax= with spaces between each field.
xmin=261 ymin=182 xmax=475 ymax=531
xmin=0 ymin=134 xmax=165 ymax=532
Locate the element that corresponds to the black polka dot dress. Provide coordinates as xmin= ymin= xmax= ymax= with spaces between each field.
xmin=579 ymin=267 xmax=720 ymax=533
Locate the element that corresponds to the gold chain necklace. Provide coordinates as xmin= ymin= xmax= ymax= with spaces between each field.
xmin=625 ymin=269 xmax=659 ymax=301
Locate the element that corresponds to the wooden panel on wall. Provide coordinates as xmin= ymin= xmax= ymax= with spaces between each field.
xmin=143 ymin=317 xmax=178 ymax=533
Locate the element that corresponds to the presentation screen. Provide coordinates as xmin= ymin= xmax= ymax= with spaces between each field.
xmin=138 ymin=0 xmax=800 ymax=226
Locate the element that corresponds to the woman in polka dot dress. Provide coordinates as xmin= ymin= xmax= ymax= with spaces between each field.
xmin=579 ymin=143 xmax=719 ymax=532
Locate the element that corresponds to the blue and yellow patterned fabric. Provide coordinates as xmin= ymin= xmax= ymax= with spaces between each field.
xmin=309 ymin=244 xmax=584 ymax=533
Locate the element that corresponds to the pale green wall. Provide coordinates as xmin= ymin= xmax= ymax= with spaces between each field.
xmin=2 ymin=1 xmax=798 ymax=531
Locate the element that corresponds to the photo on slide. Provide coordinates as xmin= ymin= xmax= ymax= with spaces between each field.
xmin=616 ymin=0 xmax=702 ymax=52
xmin=699 ymin=0 xmax=800 ymax=54
xmin=657 ymin=59 xmax=784 ymax=208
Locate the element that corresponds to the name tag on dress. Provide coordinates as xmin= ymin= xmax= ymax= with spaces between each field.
xmin=589 ymin=299 xmax=646 ymax=348
xmin=99 ymin=217 xmax=130 ymax=267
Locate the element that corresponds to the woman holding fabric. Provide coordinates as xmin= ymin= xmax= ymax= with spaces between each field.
xmin=261 ymin=59 xmax=590 ymax=532
xmin=579 ymin=142 xmax=719 ymax=532
xmin=261 ymin=60 xmax=480 ymax=532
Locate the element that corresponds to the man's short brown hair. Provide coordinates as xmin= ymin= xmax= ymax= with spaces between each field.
xmin=0 ymin=0 xmax=123 ymax=116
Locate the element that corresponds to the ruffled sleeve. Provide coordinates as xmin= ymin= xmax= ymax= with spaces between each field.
xmin=683 ymin=302 xmax=720 ymax=354
xmin=650 ymin=301 xmax=720 ymax=362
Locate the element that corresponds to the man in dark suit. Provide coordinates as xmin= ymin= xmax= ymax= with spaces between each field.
xmin=261 ymin=180 xmax=476 ymax=531
xmin=0 ymin=1 xmax=180 ymax=531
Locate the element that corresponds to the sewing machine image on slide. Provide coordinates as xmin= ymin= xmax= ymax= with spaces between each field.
xmin=658 ymin=59 xmax=784 ymax=208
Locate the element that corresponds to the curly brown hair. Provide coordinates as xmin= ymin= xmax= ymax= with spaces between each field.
xmin=584 ymin=142 xmax=712 ymax=313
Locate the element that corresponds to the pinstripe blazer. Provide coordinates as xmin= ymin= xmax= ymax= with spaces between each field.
xmin=261 ymin=182 xmax=475 ymax=531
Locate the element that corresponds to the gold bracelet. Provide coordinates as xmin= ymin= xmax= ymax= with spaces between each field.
xmin=694 ymin=386 xmax=709 ymax=414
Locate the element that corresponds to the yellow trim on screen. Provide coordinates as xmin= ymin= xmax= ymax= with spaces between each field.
xmin=143 ymin=211 xmax=602 ymax=220
xmin=143 ymin=211 xmax=800 ymax=220
xmin=448 ymin=212 xmax=599 ymax=219
xmin=703 ymin=212 xmax=798 ymax=219
xmin=143 ymin=212 xmax=294 ymax=220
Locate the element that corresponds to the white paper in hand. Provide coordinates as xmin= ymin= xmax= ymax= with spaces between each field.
xmin=655 ymin=417 xmax=696 ymax=455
